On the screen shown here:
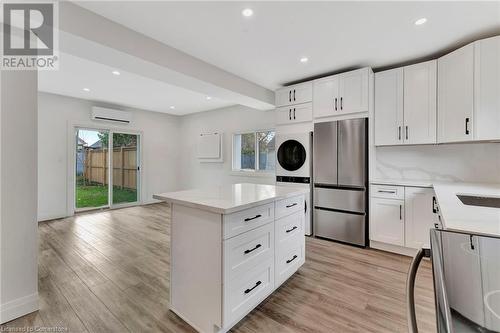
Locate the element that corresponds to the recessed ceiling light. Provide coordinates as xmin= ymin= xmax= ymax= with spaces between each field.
xmin=83 ymin=88 xmax=90 ymax=92
xmin=169 ymin=106 xmax=175 ymax=110
xmin=112 ymin=70 xmax=121 ymax=76
xmin=300 ymin=57 xmax=309 ymax=63
xmin=206 ymin=96 xmax=212 ymax=100
xmin=242 ymin=8 xmax=253 ymax=17
xmin=415 ymin=17 xmax=427 ymax=26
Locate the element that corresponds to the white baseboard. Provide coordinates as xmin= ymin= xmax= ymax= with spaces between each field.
xmin=370 ymin=240 xmax=418 ymax=257
xmin=0 ymin=293 xmax=39 ymax=324
xmin=38 ymin=213 xmax=67 ymax=223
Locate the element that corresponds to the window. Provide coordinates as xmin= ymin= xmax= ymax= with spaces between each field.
xmin=233 ymin=130 xmax=276 ymax=172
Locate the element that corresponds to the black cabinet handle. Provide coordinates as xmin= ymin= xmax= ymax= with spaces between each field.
xmin=286 ymin=203 xmax=297 ymax=208
xmin=405 ymin=126 xmax=409 ymax=140
xmin=289 ymin=91 xmax=291 ymax=102
xmin=293 ymin=108 xmax=296 ymax=120
xmin=289 ymin=109 xmax=291 ymax=120
xmin=340 ymin=97 xmax=343 ymax=110
xmin=465 ymin=118 xmax=470 ymax=135
xmin=398 ymin=126 xmax=401 ymax=141
xmin=244 ymin=281 xmax=262 ymax=294
xmin=400 ymin=205 xmax=402 ymax=220
xmin=286 ymin=255 xmax=298 ymax=264
xmin=244 ymin=243 xmax=262 ymax=254
xmin=286 ymin=226 xmax=298 ymax=233
xmin=244 ymin=214 xmax=262 ymax=222
xmin=293 ymin=89 xmax=296 ymax=101
xmin=432 ymin=196 xmax=437 ymax=214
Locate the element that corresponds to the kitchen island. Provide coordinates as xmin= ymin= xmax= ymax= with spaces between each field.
xmin=153 ymin=183 xmax=308 ymax=333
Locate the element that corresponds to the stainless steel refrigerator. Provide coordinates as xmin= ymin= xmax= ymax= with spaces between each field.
xmin=407 ymin=229 xmax=500 ymax=333
xmin=313 ymin=118 xmax=368 ymax=247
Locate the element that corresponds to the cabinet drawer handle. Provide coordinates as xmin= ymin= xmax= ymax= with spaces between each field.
xmin=334 ymin=97 xmax=337 ymax=111
xmin=377 ymin=190 xmax=396 ymax=194
xmin=465 ymin=117 xmax=470 ymax=135
xmin=405 ymin=126 xmax=409 ymax=140
xmin=286 ymin=203 xmax=297 ymax=208
xmin=340 ymin=97 xmax=343 ymax=110
xmin=244 ymin=243 xmax=262 ymax=254
xmin=400 ymin=205 xmax=402 ymax=220
xmin=244 ymin=280 xmax=262 ymax=294
xmin=289 ymin=91 xmax=291 ymax=102
xmin=286 ymin=255 xmax=298 ymax=264
xmin=244 ymin=214 xmax=262 ymax=222
xmin=289 ymin=109 xmax=291 ymax=120
xmin=286 ymin=226 xmax=298 ymax=233
xmin=293 ymin=89 xmax=296 ymax=101
xmin=293 ymin=108 xmax=296 ymax=120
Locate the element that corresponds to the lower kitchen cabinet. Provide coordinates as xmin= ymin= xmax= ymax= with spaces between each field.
xmin=370 ymin=184 xmax=439 ymax=253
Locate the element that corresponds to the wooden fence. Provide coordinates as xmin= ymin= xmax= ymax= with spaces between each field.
xmin=82 ymin=147 xmax=137 ymax=189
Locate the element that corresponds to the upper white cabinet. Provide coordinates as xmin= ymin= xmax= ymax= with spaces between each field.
xmin=438 ymin=43 xmax=475 ymax=143
xmin=474 ymin=36 xmax=500 ymax=141
xmin=404 ymin=187 xmax=439 ymax=249
xmin=374 ymin=68 xmax=404 ymax=145
xmin=403 ymin=60 xmax=437 ymax=144
xmin=374 ymin=61 xmax=437 ymax=146
xmin=313 ymin=68 xmax=370 ymax=118
xmin=275 ymin=82 xmax=312 ymax=107
xmin=275 ymin=103 xmax=312 ymax=125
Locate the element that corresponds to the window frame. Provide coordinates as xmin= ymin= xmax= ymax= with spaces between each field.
xmin=231 ymin=129 xmax=276 ymax=174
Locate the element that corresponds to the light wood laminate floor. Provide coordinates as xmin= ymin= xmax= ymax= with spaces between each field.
xmin=2 ymin=203 xmax=436 ymax=332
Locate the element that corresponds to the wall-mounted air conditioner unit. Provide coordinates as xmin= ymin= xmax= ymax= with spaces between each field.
xmin=91 ymin=107 xmax=132 ymax=124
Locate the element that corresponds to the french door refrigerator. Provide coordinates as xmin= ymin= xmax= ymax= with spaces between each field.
xmin=313 ymin=118 xmax=368 ymax=247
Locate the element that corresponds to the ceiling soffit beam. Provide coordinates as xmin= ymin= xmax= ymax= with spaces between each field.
xmin=58 ymin=2 xmax=275 ymax=110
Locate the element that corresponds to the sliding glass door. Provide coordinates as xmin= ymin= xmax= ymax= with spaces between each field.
xmin=75 ymin=128 xmax=140 ymax=211
xmin=112 ymin=132 xmax=139 ymax=205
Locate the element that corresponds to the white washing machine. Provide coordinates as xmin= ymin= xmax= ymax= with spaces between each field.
xmin=275 ymin=131 xmax=313 ymax=236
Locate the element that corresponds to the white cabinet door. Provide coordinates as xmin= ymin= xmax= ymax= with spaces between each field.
xmin=438 ymin=43 xmax=474 ymax=142
xmin=474 ymin=36 xmax=500 ymax=141
xmin=338 ymin=68 xmax=370 ymax=114
xmin=276 ymin=103 xmax=312 ymax=125
xmin=404 ymin=187 xmax=438 ymax=249
xmin=404 ymin=60 xmax=437 ymax=144
xmin=275 ymin=83 xmax=312 ymax=107
xmin=371 ymin=197 xmax=404 ymax=246
xmin=313 ymin=76 xmax=339 ymax=118
xmin=374 ymin=68 xmax=404 ymax=146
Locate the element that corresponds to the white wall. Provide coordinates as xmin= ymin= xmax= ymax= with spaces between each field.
xmin=37 ymin=92 xmax=181 ymax=221
xmin=1 ymin=71 xmax=39 ymax=323
xmin=375 ymin=142 xmax=500 ymax=183
xmin=177 ymin=105 xmax=276 ymax=189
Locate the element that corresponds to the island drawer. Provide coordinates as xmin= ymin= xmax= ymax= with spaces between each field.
xmin=223 ymin=203 xmax=275 ymax=239
xmin=223 ymin=223 xmax=274 ymax=279
xmin=224 ymin=259 xmax=274 ymax=327
xmin=275 ymin=242 xmax=304 ymax=287
xmin=275 ymin=194 xmax=305 ymax=219
xmin=275 ymin=211 xmax=303 ymax=244
xmin=371 ymin=184 xmax=404 ymax=200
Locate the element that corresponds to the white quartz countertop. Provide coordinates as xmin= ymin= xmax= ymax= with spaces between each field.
xmin=153 ymin=183 xmax=309 ymax=214
xmin=433 ymin=182 xmax=500 ymax=238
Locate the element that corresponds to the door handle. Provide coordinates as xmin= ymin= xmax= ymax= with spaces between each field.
xmin=244 ymin=214 xmax=262 ymax=222
xmin=286 ymin=226 xmax=298 ymax=233
xmin=340 ymin=97 xmax=343 ymax=110
xmin=432 ymin=196 xmax=438 ymax=213
xmin=289 ymin=109 xmax=291 ymax=120
xmin=244 ymin=281 xmax=262 ymax=294
xmin=334 ymin=98 xmax=337 ymax=111
xmin=377 ymin=190 xmax=396 ymax=194
xmin=293 ymin=108 xmax=296 ymax=120
xmin=244 ymin=243 xmax=262 ymax=254
xmin=289 ymin=91 xmax=291 ymax=102
xmin=293 ymin=89 xmax=296 ymax=101
xmin=398 ymin=126 xmax=401 ymax=141
xmin=286 ymin=203 xmax=297 ymax=208
xmin=286 ymin=255 xmax=298 ymax=264
xmin=465 ymin=117 xmax=470 ymax=135
xmin=405 ymin=126 xmax=409 ymax=140
xmin=399 ymin=205 xmax=402 ymax=220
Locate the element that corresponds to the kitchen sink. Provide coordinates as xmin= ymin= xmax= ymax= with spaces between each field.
xmin=457 ymin=194 xmax=500 ymax=208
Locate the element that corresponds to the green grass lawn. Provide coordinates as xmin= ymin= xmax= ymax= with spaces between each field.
xmin=76 ymin=184 xmax=137 ymax=208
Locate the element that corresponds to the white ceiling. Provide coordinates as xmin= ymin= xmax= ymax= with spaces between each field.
xmin=76 ymin=1 xmax=500 ymax=90
xmin=38 ymin=52 xmax=233 ymax=115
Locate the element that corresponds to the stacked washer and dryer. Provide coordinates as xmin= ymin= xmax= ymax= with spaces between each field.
xmin=274 ymin=83 xmax=314 ymax=236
